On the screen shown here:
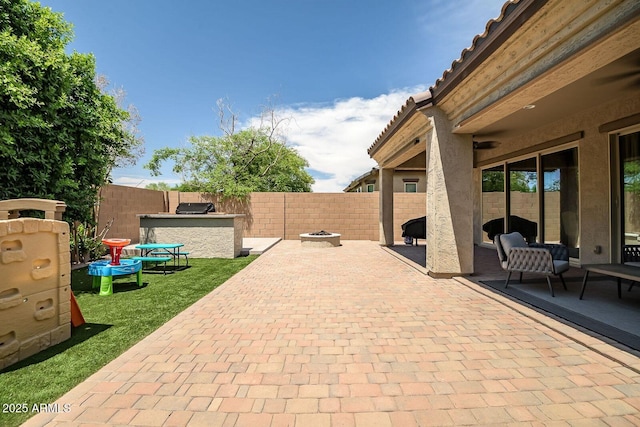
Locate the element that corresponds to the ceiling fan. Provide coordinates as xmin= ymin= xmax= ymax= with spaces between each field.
xmin=473 ymin=140 xmax=500 ymax=150
xmin=593 ymin=56 xmax=640 ymax=90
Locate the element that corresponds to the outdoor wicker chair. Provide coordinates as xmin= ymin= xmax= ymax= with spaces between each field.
xmin=494 ymin=231 xmax=569 ymax=297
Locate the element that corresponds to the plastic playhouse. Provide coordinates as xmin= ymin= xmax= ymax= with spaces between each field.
xmin=87 ymin=238 xmax=142 ymax=296
xmin=0 ymin=198 xmax=72 ymax=370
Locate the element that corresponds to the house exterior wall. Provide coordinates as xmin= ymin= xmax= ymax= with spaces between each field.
xmin=474 ymin=92 xmax=640 ymax=264
xmin=345 ymin=170 xmax=426 ymax=193
xmin=392 ymin=171 xmax=426 ymax=193
xmin=98 ymin=185 xmax=425 ymax=243
xmin=424 ymin=108 xmax=474 ymax=276
xmin=368 ymin=0 xmax=639 ymax=274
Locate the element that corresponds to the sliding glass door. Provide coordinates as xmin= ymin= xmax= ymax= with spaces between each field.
xmin=508 ymin=158 xmax=538 ymax=243
xmin=481 ymin=146 xmax=580 ymax=259
xmin=541 ymin=148 xmax=579 ymax=258
xmin=481 ymin=166 xmax=505 ymax=244
xmin=620 ymin=131 xmax=640 ymax=246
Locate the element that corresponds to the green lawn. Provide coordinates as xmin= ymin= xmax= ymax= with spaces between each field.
xmin=0 ymin=256 xmax=256 ymax=427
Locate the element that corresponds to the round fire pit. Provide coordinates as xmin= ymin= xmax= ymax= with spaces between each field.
xmin=300 ymin=231 xmax=341 ymax=248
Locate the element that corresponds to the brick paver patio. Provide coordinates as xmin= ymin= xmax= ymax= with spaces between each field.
xmin=24 ymin=240 xmax=640 ymax=426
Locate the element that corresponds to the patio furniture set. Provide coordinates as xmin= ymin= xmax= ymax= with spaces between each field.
xmin=495 ymin=231 xmax=640 ymax=299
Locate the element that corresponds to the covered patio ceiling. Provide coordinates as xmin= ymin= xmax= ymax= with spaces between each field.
xmin=462 ymin=46 xmax=640 ymax=142
xmin=369 ymin=1 xmax=640 ymax=172
xmin=443 ymin=0 xmax=640 ymax=141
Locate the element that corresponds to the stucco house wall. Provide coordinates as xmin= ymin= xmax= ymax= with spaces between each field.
xmin=474 ymin=91 xmax=640 ymax=264
xmin=344 ymin=169 xmax=426 ymax=193
xmin=369 ymin=0 xmax=640 ymax=275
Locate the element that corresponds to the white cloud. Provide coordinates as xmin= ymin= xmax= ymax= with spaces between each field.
xmin=112 ymin=175 xmax=181 ymax=189
xmin=275 ymin=86 xmax=426 ymax=192
xmin=113 ymin=86 xmax=426 ymax=192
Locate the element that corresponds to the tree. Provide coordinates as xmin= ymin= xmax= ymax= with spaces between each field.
xmin=510 ymin=171 xmax=536 ymax=193
xmin=0 ymin=0 xmax=143 ymax=225
xmin=95 ymin=74 xmax=145 ymax=175
xmin=482 ymin=171 xmax=504 ymax=192
xmin=145 ymin=182 xmax=173 ymax=191
xmin=482 ymin=170 xmax=536 ymax=192
xmin=624 ymin=160 xmax=640 ymax=193
xmin=146 ymin=101 xmax=314 ymax=198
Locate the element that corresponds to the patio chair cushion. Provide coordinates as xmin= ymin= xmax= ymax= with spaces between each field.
xmin=530 ymin=242 xmax=569 ymax=261
xmin=553 ymin=259 xmax=570 ymax=275
xmin=495 ymin=232 xmax=528 ymax=269
xmin=499 ymin=232 xmax=528 ymax=256
xmin=494 ymin=234 xmax=507 ymax=265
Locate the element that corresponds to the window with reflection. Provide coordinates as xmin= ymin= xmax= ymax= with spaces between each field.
xmin=542 ymin=148 xmax=579 ymax=258
xmin=481 ymin=147 xmax=580 ymax=258
xmin=621 ymin=131 xmax=640 ymax=246
xmin=508 ymin=158 xmax=538 ymax=243
xmin=481 ymin=166 xmax=505 ymax=243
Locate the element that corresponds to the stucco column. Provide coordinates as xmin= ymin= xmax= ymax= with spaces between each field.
xmin=424 ymin=107 xmax=473 ymax=276
xmin=379 ymin=167 xmax=394 ymax=246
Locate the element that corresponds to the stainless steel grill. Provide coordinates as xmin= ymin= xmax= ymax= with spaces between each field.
xmin=175 ymin=202 xmax=215 ymax=214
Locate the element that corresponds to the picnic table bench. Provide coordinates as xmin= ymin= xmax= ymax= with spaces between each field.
xmin=148 ymin=251 xmax=190 ymax=266
xmin=134 ymin=243 xmax=188 ymax=273
xmin=131 ymin=256 xmax=172 ymax=274
xmin=579 ymin=263 xmax=640 ymax=299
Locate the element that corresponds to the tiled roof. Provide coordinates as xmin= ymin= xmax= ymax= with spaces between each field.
xmin=367 ymin=90 xmax=432 ymax=156
xmin=369 ymin=0 xmax=530 ymax=157
xmin=343 ymin=167 xmax=378 ymax=192
xmin=432 ymin=0 xmax=523 ymax=94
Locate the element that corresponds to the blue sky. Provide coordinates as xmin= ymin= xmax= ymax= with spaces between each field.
xmin=38 ymin=0 xmax=507 ymax=192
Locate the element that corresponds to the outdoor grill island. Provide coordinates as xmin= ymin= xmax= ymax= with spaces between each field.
xmin=138 ymin=203 xmax=244 ymax=258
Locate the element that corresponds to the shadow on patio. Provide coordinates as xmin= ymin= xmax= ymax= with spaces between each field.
xmin=389 ymin=243 xmax=640 ymax=355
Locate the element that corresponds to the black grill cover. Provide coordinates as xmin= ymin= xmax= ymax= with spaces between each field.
xmin=401 ymin=216 xmax=426 ymax=239
xmin=175 ymin=202 xmax=215 ymax=214
xmin=482 ymin=215 xmax=537 ymax=243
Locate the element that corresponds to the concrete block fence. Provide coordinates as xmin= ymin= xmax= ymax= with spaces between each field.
xmin=96 ymin=185 xmax=167 ymax=241
xmin=97 ymin=185 xmax=427 ymax=244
